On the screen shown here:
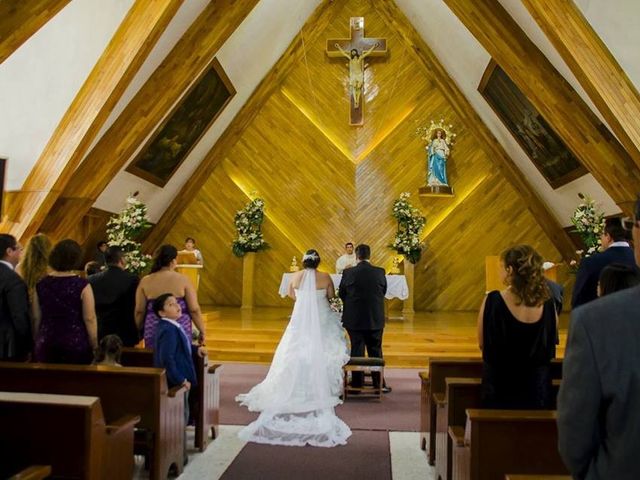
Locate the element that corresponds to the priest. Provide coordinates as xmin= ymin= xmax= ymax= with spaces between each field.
xmin=336 ymin=242 xmax=356 ymax=274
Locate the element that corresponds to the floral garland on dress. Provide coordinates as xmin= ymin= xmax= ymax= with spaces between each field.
xmin=569 ymin=193 xmax=605 ymax=271
xmin=106 ymin=194 xmax=153 ymax=275
xmin=390 ymin=192 xmax=426 ymax=264
xmin=232 ymin=197 xmax=269 ymax=257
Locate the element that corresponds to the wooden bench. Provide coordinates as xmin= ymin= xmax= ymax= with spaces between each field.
xmin=120 ymin=347 xmax=221 ymax=451
xmin=0 ymin=392 xmax=138 ymax=479
xmin=8 ymin=465 xmax=52 ymax=480
xmin=0 ymin=362 xmax=186 ymax=480
xmin=450 ymin=409 xmax=568 ymax=480
xmin=436 ymin=379 xmax=561 ymax=480
xmin=505 ymin=476 xmax=571 ymax=480
xmin=422 ymin=357 xmax=562 ymax=464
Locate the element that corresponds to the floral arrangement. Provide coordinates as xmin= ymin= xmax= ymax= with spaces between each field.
xmin=329 ymin=296 xmax=343 ymax=313
xmin=569 ymin=193 xmax=605 ymax=271
xmin=106 ymin=194 xmax=153 ymax=275
xmin=232 ymin=196 xmax=269 ymax=257
xmin=390 ymin=192 xmax=426 ymax=264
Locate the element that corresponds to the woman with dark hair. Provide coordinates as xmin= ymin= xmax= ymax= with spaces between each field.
xmin=93 ymin=334 xmax=123 ymax=366
xmin=478 ymin=245 xmax=557 ymax=409
xmin=134 ymin=244 xmax=206 ymax=348
xmin=236 ymin=249 xmax=351 ymax=447
xmin=32 ymin=239 xmax=98 ymax=364
xmin=598 ymin=263 xmax=640 ymax=297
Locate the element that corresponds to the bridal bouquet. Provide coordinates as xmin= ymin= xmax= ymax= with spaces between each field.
xmin=569 ymin=193 xmax=605 ymax=271
xmin=232 ymin=196 xmax=269 ymax=257
xmin=329 ymin=296 xmax=343 ymax=313
xmin=106 ymin=194 xmax=153 ymax=275
xmin=390 ymin=192 xmax=426 ymax=264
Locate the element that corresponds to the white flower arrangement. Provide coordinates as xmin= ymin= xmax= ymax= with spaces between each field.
xmin=389 ymin=192 xmax=426 ymax=264
xmin=232 ymin=196 xmax=269 ymax=257
xmin=569 ymin=193 xmax=605 ymax=271
xmin=329 ymin=296 xmax=343 ymax=313
xmin=106 ymin=193 xmax=153 ymax=275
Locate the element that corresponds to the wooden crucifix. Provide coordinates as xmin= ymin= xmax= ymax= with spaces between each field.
xmin=326 ymin=17 xmax=388 ymax=126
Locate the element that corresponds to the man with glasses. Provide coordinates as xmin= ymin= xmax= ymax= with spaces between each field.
xmin=571 ymin=217 xmax=636 ymax=308
xmin=0 ymin=234 xmax=31 ymax=360
xmin=558 ymin=210 xmax=640 ymax=479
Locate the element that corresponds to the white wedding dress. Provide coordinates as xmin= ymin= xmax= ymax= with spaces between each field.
xmin=235 ymin=268 xmax=352 ymax=447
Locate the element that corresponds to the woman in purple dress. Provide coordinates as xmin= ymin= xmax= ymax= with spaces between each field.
xmin=33 ymin=239 xmax=98 ymax=364
xmin=135 ymin=245 xmax=206 ymax=347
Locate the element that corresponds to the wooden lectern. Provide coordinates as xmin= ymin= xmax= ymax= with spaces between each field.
xmin=177 ymin=251 xmax=202 ymax=291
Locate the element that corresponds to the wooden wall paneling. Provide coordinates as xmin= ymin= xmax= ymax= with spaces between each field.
xmin=522 ymin=0 xmax=640 ymax=170
xmin=145 ymin=0 xmax=341 ymax=252
xmin=442 ymin=0 xmax=640 ymax=215
xmin=373 ymin=0 xmax=577 ymax=262
xmin=5 ymin=0 xmax=184 ymax=242
xmin=0 ymin=0 xmax=70 ymax=64
xmin=159 ymin=0 xmax=565 ymax=310
xmin=39 ymin=0 xmax=260 ymax=242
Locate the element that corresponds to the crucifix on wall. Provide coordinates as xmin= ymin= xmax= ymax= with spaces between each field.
xmin=326 ymin=17 xmax=388 ymax=126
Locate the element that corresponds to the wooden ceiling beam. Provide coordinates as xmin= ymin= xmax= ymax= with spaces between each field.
xmin=373 ymin=0 xmax=577 ymax=260
xmin=145 ymin=0 xmax=341 ymax=252
xmin=522 ymin=0 xmax=640 ymax=170
xmin=442 ymin=0 xmax=640 ymax=215
xmin=41 ymin=0 xmax=260 ymax=242
xmin=5 ymin=0 xmax=184 ymax=241
xmin=0 ymin=0 xmax=70 ymax=64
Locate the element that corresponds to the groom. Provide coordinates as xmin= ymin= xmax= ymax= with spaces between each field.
xmin=339 ymin=244 xmax=389 ymax=392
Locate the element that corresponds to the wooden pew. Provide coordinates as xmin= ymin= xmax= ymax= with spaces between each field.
xmin=505 ymin=476 xmax=571 ymax=480
xmin=120 ymin=347 xmax=221 ymax=451
xmin=450 ymin=409 xmax=568 ymax=480
xmin=9 ymin=466 xmax=52 ymax=480
xmin=422 ymin=357 xmax=562 ymax=464
xmin=0 ymin=362 xmax=186 ymax=480
xmin=436 ymin=379 xmax=561 ymax=480
xmin=0 ymin=392 xmax=138 ymax=479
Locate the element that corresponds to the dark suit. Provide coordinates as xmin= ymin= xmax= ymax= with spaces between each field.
xmin=558 ymin=285 xmax=640 ymax=479
xmin=0 ymin=263 xmax=31 ymax=360
xmin=571 ymin=245 xmax=636 ymax=308
xmin=88 ymin=265 xmax=139 ymax=346
xmin=546 ymin=279 xmax=564 ymax=315
xmin=339 ymin=261 xmax=387 ymax=387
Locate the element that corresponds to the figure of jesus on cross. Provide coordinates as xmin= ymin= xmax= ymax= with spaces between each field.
xmin=326 ymin=17 xmax=388 ymax=126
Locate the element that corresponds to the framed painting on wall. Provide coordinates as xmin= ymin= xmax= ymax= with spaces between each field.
xmin=479 ymin=61 xmax=587 ymax=188
xmin=126 ymin=58 xmax=235 ymax=187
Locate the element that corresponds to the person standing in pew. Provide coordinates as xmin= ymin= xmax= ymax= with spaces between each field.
xmin=558 ymin=213 xmax=640 ymax=480
xmin=32 ymin=239 xmax=98 ymax=364
xmin=153 ymin=293 xmax=206 ymax=464
xmin=0 ymin=234 xmax=31 ymax=361
xmin=89 ymin=246 xmax=140 ymax=347
xmin=477 ymin=245 xmax=557 ymax=409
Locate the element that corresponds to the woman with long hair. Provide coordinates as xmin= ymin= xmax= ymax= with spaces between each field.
xmin=134 ymin=244 xmax=206 ymax=347
xmin=477 ymin=244 xmax=557 ymax=409
xmin=16 ymin=233 xmax=52 ymax=299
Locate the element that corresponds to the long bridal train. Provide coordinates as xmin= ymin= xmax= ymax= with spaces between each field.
xmin=235 ymin=268 xmax=351 ymax=447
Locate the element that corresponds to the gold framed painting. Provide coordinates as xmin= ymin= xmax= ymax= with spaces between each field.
xmin=126 ymin=58 xmax=235 ymax=187
xmin=479 ymin=60 xmax=587 ymax=189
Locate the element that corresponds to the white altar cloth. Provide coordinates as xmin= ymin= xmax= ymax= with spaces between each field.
xmin=278 ymin=273 xmax=409 ymax=300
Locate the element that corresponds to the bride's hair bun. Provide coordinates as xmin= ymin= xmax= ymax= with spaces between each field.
xmin=302 ymin=249 xmax=321 ymax=269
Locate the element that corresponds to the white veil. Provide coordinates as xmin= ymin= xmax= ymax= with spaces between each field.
xmin=236 ymin=268 xmax=351 ymax=447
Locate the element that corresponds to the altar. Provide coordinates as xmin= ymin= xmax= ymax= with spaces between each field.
xmin=278 ymin=273 xmax=409 ymax=300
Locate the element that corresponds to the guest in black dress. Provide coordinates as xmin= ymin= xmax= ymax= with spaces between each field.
xmin=478 ymin=245 xmax=557 ymax=409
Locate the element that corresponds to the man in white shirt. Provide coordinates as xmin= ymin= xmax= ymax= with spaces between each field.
xmin=336 ymin=242 xmax=356 ymax=274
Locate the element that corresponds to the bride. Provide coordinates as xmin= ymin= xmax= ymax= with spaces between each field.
xmin=235 ymin=249 xmax=352 ymax=447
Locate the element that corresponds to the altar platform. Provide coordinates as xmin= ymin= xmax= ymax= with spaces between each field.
xmin=201 ymin=306 xmax=569 ymax=368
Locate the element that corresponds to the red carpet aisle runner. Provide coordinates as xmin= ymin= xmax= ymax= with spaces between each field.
xmin=218 ymin=363 xmax=421 ymax=431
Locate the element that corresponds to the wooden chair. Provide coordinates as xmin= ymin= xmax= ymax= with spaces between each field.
xmin=450 ymin=409 xmax=568 ymax=480
xmin=343 ymin=357 xmax=385 ymax=400
xmin=0 ymin=392 xmax=138 ymax=480
xmin=0 ymin=362 xmax=186 ymax=480
xmin=120 ymin=347 xmax=222 ymax=451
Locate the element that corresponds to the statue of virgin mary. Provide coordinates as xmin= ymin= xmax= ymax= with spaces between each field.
xmin=427 ymin=128 xmax=450 ymax=187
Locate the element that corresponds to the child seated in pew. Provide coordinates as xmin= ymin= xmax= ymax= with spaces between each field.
xmin=93 ymin=334 xmax=123 ymax=366
xmin=152 ymin=293 xmax=206 ymax=464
